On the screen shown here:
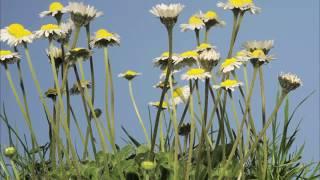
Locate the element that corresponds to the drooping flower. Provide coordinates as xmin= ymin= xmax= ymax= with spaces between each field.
xmin=149 ymin=101 xmax=169 ymax=110
xmin=66 ymin=48 xmax=92 ymax=64
xmin=40 ymin=2 xmax=65 ymax=18
xmin=0 ymin=23 xmax=34 ymax=46
xmin=70 ymin=80 xmax=92 ymax=95
xmin=64 ymin=2 xmax=103 ymax=26
xmin=198 ymin=48 xmax=220 ymax=71
xmin=0 ymin=50 xmax=20 ymax=65
xmin=181 ymin=68 xmax=211 ymax=81
xmin=217 ymin=0 xmax=261 ymax=14
xmin=174 ymin=50 xmax=198 ymax=69
xmin=90 ymin=28 xmax=120 ymax=48
xmin=118 ymin=70 xmax=141 ymax=80
xmin=213 ymin=79 xmax=243 ymax=91
xmin=35 ymin=24 xmax=66 ymax=40
xmin=180 ymin=15 xmax=205 ymax=32
xmin=219 ymin=57 xmax=242 ymax=73
xmin=278 ymin=72 xmax=302 ymax=93
xmin=153 ymin=51 xmax=181 ymax=70
xmin=46 ymin=46 xmax=63 ymax=68
xmin=150 ymin=3 xmax=184 ymax=28
xmin=170 ymin=86 xmax=190 ymax=105
xmin=198 ymin=10 xmax=225 ymax=29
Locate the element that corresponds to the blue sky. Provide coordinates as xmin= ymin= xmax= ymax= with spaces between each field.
xmin=0 ymin=0 xmax=319 ymax=162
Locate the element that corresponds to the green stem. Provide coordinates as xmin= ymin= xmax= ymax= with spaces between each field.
xmin=10 ymin=160 xmax=20 ymax=180
xmin=195 ymin=29 xmax=200 ymax=46
xmin=128 ymin=80 xmax=150 ymax=145
xmin=259 ymin=66 xmax=267 ymax=179
xmin=71 ymin=26 xmax=81 ymax=49
xmin=204 ymin=27 xmax=209 ymax=43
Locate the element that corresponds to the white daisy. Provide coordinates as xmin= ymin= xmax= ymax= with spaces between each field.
xmin=64 ymin=2 xmax=103 ymax=26
xmin=150 ymin=3 xmax=185 ymax=28
xmin=35 ymin=24 xmax=67 ymax=40
xmin=180 ymin=15 xmax=205 ymax=32
xmin=181 ymin=68 xmax=211 ymax=81
xmin=0 ymin=50 xmax=20 ymax=65
xmin=46 ymin=46 xmax=63 ymax=68
xmin=213 ymin=79 xmax=243 ymax=91
xmin=153 ymin=51 xmax=181 ymax=70
xmin=196 ymin=43 xmax=215 ymax=53
xmin=57 ymin=19 xmax=74 ymax=43
xmin=90 ymin=28 xmax=120 ymax=48
xmin=220 ymin=57 xmax=242 ymax=73
xmin=278 ymin=72 xmax=302 ymax=93
xmin=70 ymin=80 xmax=92 ymax=95
xmin=66 ymin=48 xmax=92 ymax=64
xmin=243 ymin=40 xmax=274 ymax=54
xmin=174 ymin=50 xmax=198 ymax=69
xmin=249 ymin=49 xmax=275 ymax=66
xmin=234 ymin=50 xmax=251 ymax=63
xmin=40 ymin=2 xmax=65 ymax=18
xmin=170 ymin=86 xmax=190 ymax=105
xmin=217 ymin=0 xmax=261 ymax=14
xmin=0 ymin=23 xmax=34 ymax=47
xmin=198 ymin=10 xmax=225 ymax=29
xmin=118 ymin=70 xmax=141 ymax=80
xmin=199 ymin=48 xmax=220 ymax=71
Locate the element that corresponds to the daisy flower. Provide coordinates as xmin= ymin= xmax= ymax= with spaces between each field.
xmin=181 ymin=68 xmax=211 ymax=81
xmin=0 ymin=23 xmax=34 ymax=47
xmin=213 ymin=79 xmax=243 ymax=91
xmin=180 ymin=15 xmax=205 ymax=32
xmin=243 ymin=40 xmax=274 ymax=54
xmin=70 ymin=80 xmax=92 ymax=95
xmin=149 ymin=101 xmax=169 ymax=110
xmin=174 ymin=50 xmax=198 ymax=69
xmin=153 ymin=51 xmax=181 ymax=70
xmin=159 ymin=68 xmax=179 ymax=80
xmin=153 ymin=80 xmax=177 ymax=89
xmin=0 ymin=50 xmax=20 ymax=65
xmin=196 ymin=43 xmax=215 ymax=53
xmin=220 ymin=57 xmax=242 ymax=73
xmin=57 ymin=20 xmax=74 ymax=43
xmin=198 ymin=10 xmax=225 ymax=29
xmin=150 ymin=3 xmax=185 ymax=28
xmin=35 ymin=24 xmax=67 ymax=41
xmin=118 ymin=70 xmax=141 ymax=80
xmin=278 ymin=72 xmax=302 ymax=93
xmin=46 ymin=46 xmax=63 ymax=68
xmin=66 ymin=48 xmax=92 ymax=64
xmin=90 ymin=28 xmax=120 ymax=48
xmin=64 ymin=2 xmax=103 ymax=26
xmin=235 ymin=50 xmax=251 ymax=63
xmin=40 ymin=2 xmax=65 ymax=18
xmin=249 ymin=49 xmax=275 ymax=66
xmin=217 ymin=0 xmax=261 ymax=14
xmin=198 ymin=48 xmax=220 ymax=71
xmin=170 ymin=86 xmax=190 ymax=105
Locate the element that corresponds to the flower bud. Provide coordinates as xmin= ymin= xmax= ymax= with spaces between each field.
xmin=141 ymin=161 xmax=156 ymax=170
xmin=4 ymin=146 xmax=16 ymax=158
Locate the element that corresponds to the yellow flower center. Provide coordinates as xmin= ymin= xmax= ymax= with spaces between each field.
xmin=8 ymin=23 xmax=32 ymax=38
xmin=197 ymin=43 xmax=211 ymax=50
xmin=187 ymin=68 xmax=205 ymax=76
xmin=221 ymin=58 xmax=237 ymax=68
xmin=229 ymin=0 xmax=253 ymax=7
xmin=0 ymin=50 xmax=13 ymax=56
xmin=153 ymin=102 xmax=168 ymax=108
xmin=180 ymin=51 xmax=198 ymax=58
xmin=221 ymin=79 xmax=239 ymax=87
xmin=41 ymin=24 xmax=60 ymax=30
xmin=96 ymin=29 xmax=113 ymax=39
xmin=173 ymin=87 xmax=184 ymax=98
xmin=161 ymin=51 xmax=169 ymax=57
xmin=205 ymin=11 xmax=218 ymax=20
xmin=251 ymin=49 xmax=265 ymax=58
xmin=188 ymin=16 xmax=203 ymax=25
xmin=49 ymin=2 xmax=64 ymax=12
xmin=124 ymin=70 xmax=139 ymax=76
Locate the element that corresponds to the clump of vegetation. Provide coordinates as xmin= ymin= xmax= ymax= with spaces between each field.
xmin=0 ymin=1 xmax=319 ymax=179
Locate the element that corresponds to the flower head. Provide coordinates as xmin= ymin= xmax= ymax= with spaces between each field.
xmin=90 ymin=28 xmax=120 ymax=48
xmin=150 ymin=3 xmax=184 ymax=28
xmin=174 ymin=50 xmax=198 ymax=69
xmin=220 ymin=57 xmax=242 ymax=73
xmin=40 ymin=2 xmax=65 ymax=18
xmin=278 ymin=72 xmax=302 ymax=93
xmin=66 ymin=48 xmax=92 ymax=64
xmin=0 ymin=23 xmax=34 ymax=46
xmin=0 ymin=50 xmax=20 ymax=65
xmin=4 ymin=146 xmax=17 ymax=158
xmin=196 ymin=43 xmax=215 ymax=53
xmin=213 ymin=79 xmax=243 ymax=91
xmin=64 ymin=2 xmax=103 ymax=26
xmin=35 ymin=24 xmax=66 ymax=40
xmin=141 ymin=161 xmax=156 ymax=170
xmin=57 ymin=20 xmax=74 ymax=43
xmin=46 ymin=46 xmax=63 ymax=68
xmin=217 ymin=0 xmax=261 ymax=14
xmin=170 ymin=86 xmax=190 ymax=105
xmin=235 ymin=50 xmax=251 ymax=63
xmin=70 ymin=80 xmax=92 ymax=95
xmin=198 ymin=10 xmax=225 ymax=29
xmin=118 ymin=70 xmax=141 ymax=80
xmin=198 ymin=48 xmax=220 ymax=71
xmin=243 ymin=40 xmax=274 ymax=54
xmin=153 ymin=51 xmax=181 ymax=70
xmin=181 ymin=68 xmax=211 ymax=81
xmin=180 ymin=15 xmax=205 ymax=32
xmin=153 ymin=80 xmax=177 ymax=89
xmin=45 ymin=88 xmax=64 ymax=99
xmin=149 ymin=101 xmax=169 ymax=110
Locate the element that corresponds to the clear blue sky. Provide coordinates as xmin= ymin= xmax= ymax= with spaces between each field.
xmin=0 ymin=0 xmax=319 ymax=162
